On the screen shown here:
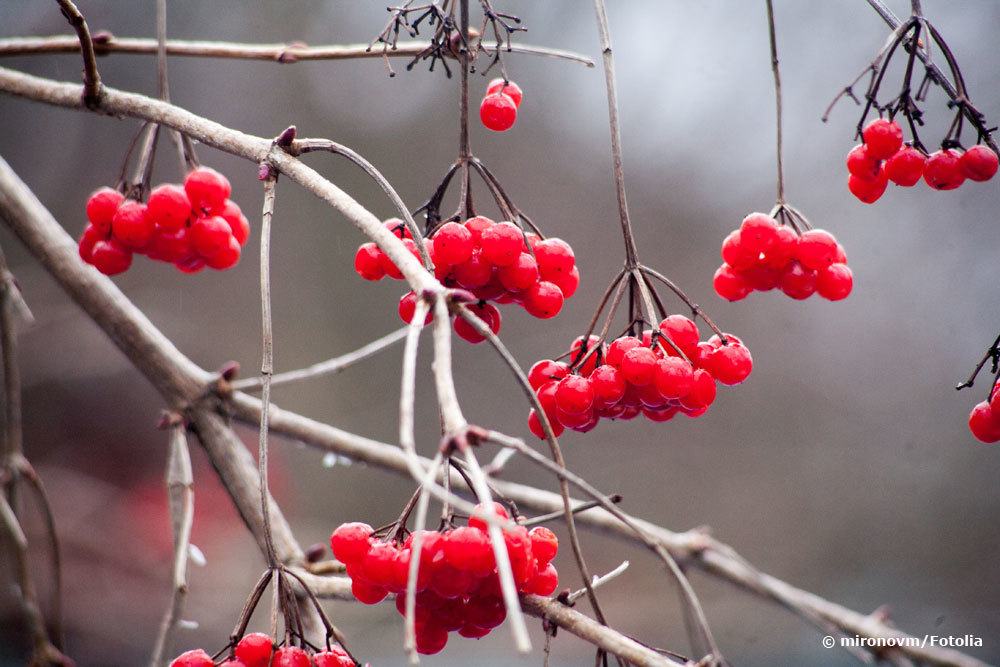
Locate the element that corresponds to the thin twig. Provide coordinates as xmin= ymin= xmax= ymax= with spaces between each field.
xmin=258 ymin=172 xmax=279 ymax=567
xmin=53 ymin=0 xmax=102 ymax=107
xmin=765 ymin=0 xmax=785 ymax=205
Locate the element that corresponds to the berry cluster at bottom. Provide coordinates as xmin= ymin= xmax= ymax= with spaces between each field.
xmin=170 ymin=632 xmax=352 ymax=667
xmin=331 ymin=503 xmax=559 ymax=655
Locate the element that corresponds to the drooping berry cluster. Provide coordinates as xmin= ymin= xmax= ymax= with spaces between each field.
xmin=479 ymin=79 xmax=523 ymax=132
xmin=847 ymin=119 xmax=999 ymax=203
xmin=354 ymin=216 xmax=578 ymax=343
xmin=713 ymin=213 xmax=852 ymax=302
xmin=79 ymin=167 xmax=250 ymax=276
xmin=330 ymin=503 xmax=559 ymax=655
xmin=170 ymin=633 xmax=353 ymax=667
xmin=525 ymin=315 xmax=752 ymax=437
xmin=968 ymin=380 xmax=1000 ymax=444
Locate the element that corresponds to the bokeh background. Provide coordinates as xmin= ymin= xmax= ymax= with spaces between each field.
xmin=1 ymin=1 xmax=999 ymax=665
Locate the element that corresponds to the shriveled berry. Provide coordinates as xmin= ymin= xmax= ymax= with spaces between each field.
xmin=523 ymin=280 xmax=564 ymax=319
xmin=184 ymin=166 xmax=231 ymax=211
xmin=816 ymin=263 xmax=853 ymax=301
xmin=885 ymin=145 xmax=926 ymax=186
xmin=861 ymin=118 xmax=903 ymax=159
xmin=481 ymin=221 xmax=524 ymax=267
xmin=480 ymin=92 xmax=518 ymax=132
xmin=112 ymin=200 xmax=154 ymax=248
xmin=234 ymin=633 xmax=273 ymax=667
xmin=486 ymin=78 xmax=523 ymax=107
xmin=147 ymin=184 xmax=192 ymax=231
xmin=555 ymin=375 xmax=594 ymax=414
xmin=923 ymin=149 xmax=966 ymax=190
xmin=86 ymin=187 xmax=124 ymax=233
xmin=960 ymin=145 xmax=999 ymax=182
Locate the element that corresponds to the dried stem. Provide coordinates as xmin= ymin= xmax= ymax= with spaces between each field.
xmin=765 ymin=0 xmax=785 ymax=205
xmin=258 ymin=172 xmax=279 ymax=568
xmin=54 ymin=0 xmax=102 ymax=107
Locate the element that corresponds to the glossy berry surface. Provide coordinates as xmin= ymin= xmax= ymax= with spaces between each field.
xmin=924 ymin=149 xmax=966 ymax=190
xmin=861 ymin=118 xmax=903 ymax=159
xmin=480 ymin=92 xmax=518 ymax=131
xmin=885 ymin=145 xmax=926 ymax=186
xmin=486 ymin=78 xmax=523 ymax=107
xmin=169 ymin=649 xmax=214 ymax=667
xmin=959 ymin=145 xmax=998 ymax=182
xmin=234 ymin=633 xmax=273 ymax=667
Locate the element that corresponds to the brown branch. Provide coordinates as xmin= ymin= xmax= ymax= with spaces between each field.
xmin=53 ymin=1 xmax=102 ymax=108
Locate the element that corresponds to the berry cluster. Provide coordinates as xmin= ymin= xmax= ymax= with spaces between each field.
xmin=354 ymin=216 xmax=578 ymax=343
xmin=479 ymin=78 xmax=523 ymax=132
xmin=847 ymin=119 xmax=999 ymax=203
xmin=525 ymin=315 xmax=752 ymax=437
xmin=170 ymin=633 xmax=353 ymax=667
xmin=968 ymin=381 xmax=1000 ymax=444
xmin=330 ymin=503 xmax=559 ymax=655
xmin=713 ymin=213 xmax=852 ymax=302
xmin=79 ymin=167 xmax=250 ymax=276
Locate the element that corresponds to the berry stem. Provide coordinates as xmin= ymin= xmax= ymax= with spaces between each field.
xmin=258 ymin=171 xmax=279 ymax=569
xmin=640 ymin=265 xmax=727 ymax=343
xmin=765 ymin=0 xmax=786 ymax=206
xmin=54 ymin=0 xmax=102 ymax=108
xmin=521 ymin=496 xmax=622 ymax=528
xmin=956 ymin=332 xmax=1000 ymax=393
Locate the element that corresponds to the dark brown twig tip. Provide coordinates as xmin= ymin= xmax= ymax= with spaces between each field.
xmin=218 ymin=360 xmax=241 ymax=381
xmin=304 ymin=543 xmax=327 ymax=563
xmin=276 ymin=42 xmax=308 ymax=64
xmin=275 ymin=125 xmax=298 ymax=148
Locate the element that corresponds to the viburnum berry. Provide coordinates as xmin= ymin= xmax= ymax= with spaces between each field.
xmin=721 ymin=230 xmax=755 ymax=271
xmin=330 ymin=522 xmax=373 ymax=563
xmin=468 ymin=501 xmax=509 ymax=531
xmin=234 ymin=633 xmax=273 ymax=667
xmin=589 ymin=364 xmax=626 ymax=406
xmin=620 ymin=346 xmax=658 ymax=386
xmin=523 ymin=280 xmax=564 ymax=319
xmin=739 ymin=212 xmax=779 ymax=256
xmin=184 ymin=166 xmax=231 ymax=212
xmin=313 ymin=647 xmax=354 ymax=667
xmin=528 ymin=526 xmax=558 ymax=564
xmin=169 ymin=649 xmax=214 ymax=667
xmin=554 ymin=375 xmax=594 ymax=415
xmin=90 ymin=239 xmax=133 ymax=276
xmin=453 ymin=301 xmax=501 ymax=344
xmin=415 ymin=620 xmax=449 ymax=655
xmin=480 ymin=221 xmax=523 ymax=267
xmin=525 ymin=562 xmax=559 ymax=596
xmin=497 ymin=252 xmax=539 ymax=292
xmin=398 ymin=292 xmax=434 ymax=325
xmin=480 ymin=92 xmax=518 ymax=132
xmin=885 ymin=145 xmax=926 ymax=186
xmin=959 ymin=145 xmax=999 ymax=182
xmin=713 ymin=264 xmax=752 ymax=301
xmin=220 ymin=199 xmax=251 ymax=245
xmin=968 ymin=401 xmax=1000 ymax=443
xmin=271 ymin=646 xmax=311 ymax=667
xmin=190 ymin=215 xmax=235 ymax=258
xmin=352 ymin=577 xmax=388 ymax=605
xmin=795 ymin=229 xmax=839 ymax=271
xmin=85 ymin=187 xmax=124 ymax=234
xmin=659 ymin=315 xmax=699 ymax=357
xmin=779 ymin=261 xmax=817 ymax=300
xmin=432 ymin=221 xmax=474 ymax=266
xmin=486 ymin=78 xmax=523 ymax=107
xmin=147 ymin=228 xmax=193 ymax=263
xmin=111 ymin=200 xmax=154 ymax=248
xmin=78 ymin=224 xmax=102 ymax=264
xmin=534 ymin=238 xmax=575 ymax=276
xmin=549 ymin=265 xmax=580 ymax=298
xmin=528 ymin=359 xmax=569 ymax=390
xmin=147 ymin=183 xmax=192 ymax=231
xmin=570 ymin=335 xmax=605 ymax=376
xmin=528 ymin=408 xmax=563 ymax=438
xmin=848 ymin=168 xmax=888 ymax=204
xmin=816 ymin=263 xmax=853 ymax=301
xmin=923 ymin=149 xmax=966 ymax=190
xmin=706 ymin=339 xmax=753 ymax=386
xmin=204 ymin=235 xmax=241 ymax=270
xmin=354 ymin=242 xmax=386 ymax=281
xmin=606 ymin=335 xmax=641 ymax=368
xmin=845 ymin=144 xmax=882 ymax=180
xmin=861 ymin=118 xmax=904 ymax=159
xmin=452 ymin=249 xmax=493 ymax=289
xmin=654 ymin=356 xmax=695 ymax=399
xmin=678 ymin=369 xmax=717 ymax=410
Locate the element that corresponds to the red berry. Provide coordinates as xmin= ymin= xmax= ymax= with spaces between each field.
xmin=969 ymin=401 xmax=1000 ymax=443
xmin=398 ymin=291 xmax=433 ymax=325
xmin=480 ymin=92 xmax=518 ymax=132
xmin=220 ymin=200 xmax=251 ymax=245
xmin=525 ymin=562 xmax=559 ymax=596
xmin=486 ymin=78 xmax=523 ymax=107
xmin=204 ymin=235 xmax=241 ymax=270
xmin=923 ymin=149 xmax=966 ymax=190
xmin=189 ymin=215 xmax=234 ymax=258
xmin=432 ymin=221 xmax=474 ymax=266
xmin=454 ymin=302 xmax=501 ymax=344
xmin=570 ymin=335 xmax=604 ymax=376
xmin=620 ymin=346 xmax=658 ymax=386
xmin=111 ymin=200 xmax=154 ymax=248
xmin=739 ymin=212 xmax=779 ymax=256
xmin=589 ymin=364 xmax=626 ymax=406
xmin=848 ymin=168 xmax=888 ymax=203
xmin=763 ymin=224 xmax=798 ymax=269
xmin=497 ymin=252 xmax=539 ymax=292
xmin=174 ymin=256 xmax=205 ymax=274
xmin=330 ymin=522 xmax=373 ymax=563
xmin=528 ymin=408 xmax=563 ymax=439
xmin=816 ymin=263 xmax=853 ymax=301
xmin=845 ymin=144 xmax=882 ymax=180
xmin=469 ymin=501 xmax=509 ymax=531
xmin=90 ymin=239 xmax=133 ymax=275
xmin=555 ymin=375 xmax=594 ymax=414
xmin=529 ymin=360 xmax=569 ymax=390
xmin=861 ymin=118 xmax=903 ymax=159
xmin=529 ymin=526 xmax=558 ymax=564
xmin=234 ymin=633 xmax=273 ymax=667
xmin=86 ymin=187 xmax=124 ymax=233
xmin=464 ymin=215 xmax=494 ymax=242
xmin=549 ymin=264 xmax=580 ymax=299
xmin=742 ymin=266 xmax=781 ymax=291
xmin=535 ymin=380 xmax=562 ymax=425
xmin=707 ymin=340 xmax=753 ymax=385
xmin=659 ymin=315 xmax=699 ymax=357
xmin=721 ymin=230 xmax=755 ymax=271
xmin=678 ymin=369 xmax=717 ymax=410
xmin=779 ymin=261 xmax=817 ymax=300
xmin=606 ymin=336 xmax=641 ymax=368
xmin=354 ymin=242 xmax=386 ymax=280
xmin=453 ymin=250 xmax=494 ymax=289
xmin=795 ymin=229 xmax=839 ymax=271
xmin=218 ymin=661 xmax=245 ymax=667
xmin=184 ymin=166 xmax=231 ymax=211
xmin=481 ymin=221 xmax=524 ymax=267
xmin=654 ymin=357 xmax=695 ymax=399
xmin=714 ymin=264 xmax=751 ymax=301
xmin=147 ymin=184 xmax=192 ymax=231
xmin=960 ymin=145 xmax=999 ymax=182
xmin=534 ymin=238 xmax=575 ymax=277
xmin=169 ymin=650 xmax=213 ymax=667
xmin=885 ymin=145 xmax=926 ymax=186
xmin=147 ymin=227 xmax=193 ymax=263
xmin=414 ymin=621 xmax=449 ymax=655
xmin=523 ymin=281 xmax=564 ymax=319
xmin=643 ymin=405 xmax=679 ymax=422
xmin=313 ymin=648 xmax=354 ymax=667
xmin=272 ymin=646 xmax=311 ymax=667
xmin=445 ymin=526 xmax=494 ymax=575
xmin=78 ymin=224 xmax=103 ymax=264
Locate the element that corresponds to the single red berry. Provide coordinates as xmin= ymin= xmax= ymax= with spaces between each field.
xmin=534 ymin=238 xmax=575 ymax=277
xmin=169 ymin=649 xmax=214 ymax=667
xmin=464 ymin=215 xmax=495 ymax=242
xmin=445 ymin=526 xmax=495 ymax=575
xmin=189 ymin=215 xmax=235 ymax=258
xmin=605 ymin=336 xmax=641 ymax=368
xmin=454 ymin=302 xmax=501 ymax=344
xmin=147 ymin=184 xmax=192 ymax=231
xmin=525 ymin=562 xmax=559 ymax=596
xmin=354 ymin=242 xmax=386 ymax=280
xmin=535 ymin=380 xmax=562 ymax=425
xmin=497 ymin=252 xmax=539 ymax=292
xmin=480 ymin=221 xmax=524 ymax=267
xmin=816 ymin=263 xmax=853 ymax=301
xmin=779 ymin=261 xmax=818 ymax=300
xmin=523 ymin=280 xmax=564 ymax=319
xmin=742 ymin=266 xmax=781 ymax=292
xmin=90 ymin=239 xmax=133 ymax=275
xmin=848 ymin=168 xmax=888 ymax=203
xmin=204 ymin=235 xmax=241 ymax=270
xmin=678 ymin=369 xmax=717 ymax=410
xmin=480 ymin=92 xmax=518 ymax=131
xmin=469 ymin=501 xmax=509 ymax=531
xmin=313 ymin=647 xmax=354 ymax=667
xmin=330 ymin=522 xmax=373 ymax=563
xmin=174 ymin=256 xmax=205 ymax=274
xmin=111 ymin=200 xmax=154 ymax=248
xmin=398 ymin=291 xmax=433 ymax=325
xmin=486 ymin=78 xmax=523 ymax=107
xmin=555 ymin=375 xmax=595 ymax=414
xmin=383 ymin=217 xmax=410 ymax=239
xmin=707 ymin=340 xmax=753 ymax=385
xmin=923 ymin=149 xmax=966 ymax=190
xmin=147 ymin=227 xmax=193 ymax=263
xmin=361 ymin=540 xmax=399 ymax=586
xmin=78 ymin=224 xmax=103 ymax=264
xmin=528 ymin=408 xmax=564 ymax=439
xmin=654 ymin=357 xmax=695 ymax=399
xmin=220 ymin=199 xmax=251 ymax=245
xmin=845 ymin=144 xmax=882 ymax=180
xmin=184 ymin=166 xmax=231 ymax=211
xmin=721 ymin=230 xmax=755 ymax=271
xmin=589 ymin=364 xmax=626 ymax=406
xmin=620 ymin=346 xmax=658 ymax=386
xmin=714 ymin=264 xmax=751 ymax=301
xmin=234 ymin=633 xmax=273 ymax=667
xmin=739 ymin=212 xmax=779 ymax=256
xmin=272 ymin=646 xmax=311 ymax=667
xmin=85 ymin=187 xmax=124 ymax=233
xmin=659 ymin=315 xmax=699 ymax=357
xmin=528 ymin=526 xmax=558 ymax=564
xmin=570 ymin=335 xmax=604 ymax=376
xmin=885 ymin=145 xmax=926 ymax=186
xmin=762 ymin=224 xmax=798 ymax=269
xmin=990 ymin=384 xmax=1000 ymax=415
xmin=528 ymin=360 xmax=569 ymax=390
xmin=861 ymin=118 xmax=903 ymax=159
xmin=452 ymin=250 xmax=494 ymax=289
xmin=432 ymin=221 xmax=474 ymax=266
xmin=561 ymin=406 xmax=600 ymax=433
xmin=414 ymin=620 xmax=449 ymax=655
xmin=642 ymin=405 xmax=679 ymax=422
xmin=969 ymin=401 xmax=1000 ymax=443
xmin=549 ymin=264 xmax=579 ymax=299
xmin=960 ymin=145 xmax=999 ymax=182
xmin=795 ymin=229 xmax=839 ymax=271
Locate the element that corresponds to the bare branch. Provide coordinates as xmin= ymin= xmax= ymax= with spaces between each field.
xmin=53 ymin=0 xmax=102 ymax=107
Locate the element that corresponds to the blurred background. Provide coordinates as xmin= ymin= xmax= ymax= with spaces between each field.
xmin=1 ymin=1 xmax=999 ymax=665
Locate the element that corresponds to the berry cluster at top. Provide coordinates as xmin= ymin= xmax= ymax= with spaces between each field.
xmin=169 ymin=633 xmax=353 ymax=667
xmin=479 ymin=79 xmax=523 ymax=132
xmin=355 ymin=216 xmax=578 ymax=342
xmin=79 ymin=167 xmax=249 ymax=276
xmin=714 ymin=213 xmax=852 ymax=302
xmin=331 ymin=502 xmax=559 ymax=656
xmin=847 ymin=119 xmax=999 ymax=203
xmin=525 ymin=315 xmax=752 ymax=437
